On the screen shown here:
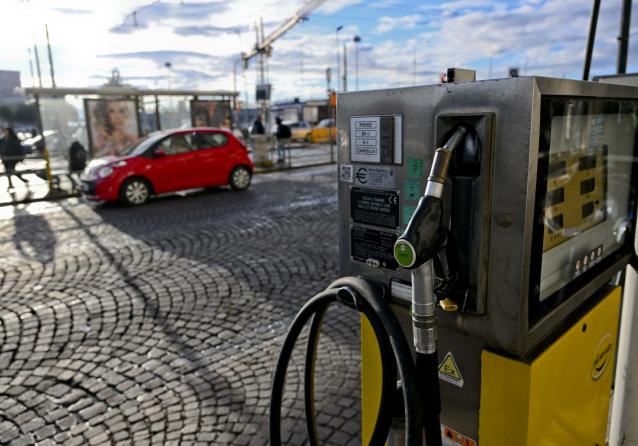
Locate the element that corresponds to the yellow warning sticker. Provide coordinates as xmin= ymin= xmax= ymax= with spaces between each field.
xmin=442 ymin=424 xmax=476 ymax=446
xmin=438 ymin=352 xmax=464 ymax=387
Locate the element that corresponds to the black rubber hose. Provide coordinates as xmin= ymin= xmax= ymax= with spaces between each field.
xmin=270 ymin=289 xmax=337 ymax=446
xmin=304 ymin=308 xmax=326 ymax=446
xmin=416 ymin=352 xmax=442 ymax=446
xmin=328 ymin=277 xmax=424 ymax=446
xmin=303 ymin=288 xmax=398 ymax=446
xmin=271 ymin=277 xmax=424 ymax=446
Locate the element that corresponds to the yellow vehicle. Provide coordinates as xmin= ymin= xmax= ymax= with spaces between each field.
xmin=287 ymin=121 xmax=312 ymax=142
xmin=308 ymin=118 xmax=336 ymax=143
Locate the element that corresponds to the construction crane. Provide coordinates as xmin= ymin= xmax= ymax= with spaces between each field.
xmin=241 ymin=0 xmax=327 ymax=83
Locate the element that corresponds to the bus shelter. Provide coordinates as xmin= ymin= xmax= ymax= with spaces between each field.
xmin=24 ymin=86 xmax=238 ymax=177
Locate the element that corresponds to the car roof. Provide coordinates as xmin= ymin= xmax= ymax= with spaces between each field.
xmin=178 ymin=127 xmax=229 ymax=132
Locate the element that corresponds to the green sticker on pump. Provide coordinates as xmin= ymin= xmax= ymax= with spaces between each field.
xmin=406 ymin=158 xmax=424 ymax=178
xmin=402 ymin=205 xmax=416 ymax=228
xmin=404 ymin=179 xmax=421 ymax=200
xmin=394 ymin=240 xmax=415 ymax=268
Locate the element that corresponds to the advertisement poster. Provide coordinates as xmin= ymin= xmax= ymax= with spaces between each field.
xmin=190 ymin=99 xmax=230 ymax=128
xmin=85 ymin=99 xmax=140 ymax=157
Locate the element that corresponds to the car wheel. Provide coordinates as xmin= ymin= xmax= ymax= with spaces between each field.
xmin=229 ymin=166 xmax=252 ymax=191
xmin=120 ymin=178 xmax=150 ymax=205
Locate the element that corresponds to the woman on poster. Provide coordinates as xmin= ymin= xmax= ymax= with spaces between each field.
xmin=92 ymin=100 xmax=139 ymax=157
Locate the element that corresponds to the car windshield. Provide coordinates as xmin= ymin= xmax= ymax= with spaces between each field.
xmin=317 ymin=119 xmax=333 ymax=128
xmin=118 ymin=132 xmax=167 ymax=157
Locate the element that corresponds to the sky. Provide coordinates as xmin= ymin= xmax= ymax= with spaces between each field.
xmin=0 ymin=0 xmax=636 ymax=104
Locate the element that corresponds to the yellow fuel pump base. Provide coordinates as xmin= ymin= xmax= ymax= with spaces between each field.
xmin=362 ymin=286 xmax=621 ymax=445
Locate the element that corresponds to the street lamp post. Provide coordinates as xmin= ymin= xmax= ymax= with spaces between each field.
xmin=343 ymin=43 xmax=347 ymax=92
xmin=353 ymin=35 xmax=361 ymax=91
xmin=336 ymin=25 xmax=343 ymax=91
xmin=164 ymin=61 xmax=172 ymax=89
xmin=233 ymin=58 xmax=242 ymax=111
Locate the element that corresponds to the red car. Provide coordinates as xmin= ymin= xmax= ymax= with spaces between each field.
xmin=81 ymin=128 xmax=253 ymax=205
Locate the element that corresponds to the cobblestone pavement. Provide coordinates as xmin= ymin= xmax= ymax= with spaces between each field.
xmin=0 ymin=165 xmax=361 ymax=445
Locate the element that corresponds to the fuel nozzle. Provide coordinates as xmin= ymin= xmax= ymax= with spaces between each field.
xmin=394 ymin=125 xmax=468 ymax=270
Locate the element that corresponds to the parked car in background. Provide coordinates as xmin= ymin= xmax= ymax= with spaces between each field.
xmin=81 ymin=128 xmax=253 ymax=205
xmin=287 ymin=121 xmax=311 ymax=142
xmin=308 ymin=119 xmax=336 ymax=143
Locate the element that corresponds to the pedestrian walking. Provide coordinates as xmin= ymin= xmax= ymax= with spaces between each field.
xmin=251 ymin=115 xmax=265 ymax=135
xmin=1 ymin=127 xmax=29 ymax=189
xmin=275 ymin=117 xmax=291 ymax=163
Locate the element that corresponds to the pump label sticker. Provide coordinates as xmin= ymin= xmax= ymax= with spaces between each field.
xmin=340 ymin=164 xmax=354 ymax=183
xmin=438 ymin=352 xmax=464 ymax=387
xmin=404 ymin=179 xmax=421 ymax=200
xmin=406 ymin=158 xmax=424 ymax=178
xmin=353 ymin=166 xmax=396 ymax=188
xmin=402 ymin=205 xmax=416 ymax=228
xmin=351 ymin=188 xmax=400 ymax=229
xmin=351 ymin=226 xmax=398 ymax=271
xmin=350 ymin=117 xmax=381 ymax=163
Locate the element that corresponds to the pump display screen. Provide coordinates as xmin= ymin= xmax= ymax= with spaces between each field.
xmin=531 ymin=97 xmax=638 ymax=323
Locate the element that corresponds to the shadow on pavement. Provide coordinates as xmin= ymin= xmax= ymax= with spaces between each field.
xmin=56 ymin=200 xmax=248 ymax=429
xmin=12 ymin=211 xmax=57 ymax=264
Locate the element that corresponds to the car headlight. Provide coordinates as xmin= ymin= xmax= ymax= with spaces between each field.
xmin=98 ymin=166 xmax=113 ymax=178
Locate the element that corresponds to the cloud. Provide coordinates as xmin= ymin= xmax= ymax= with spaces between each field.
xmin=99 ymin=50 xmax=217 ymax=67
xmin=317 ymin=0 xmax=364 ymax=14
xmin=374 ymin=15 xmax=423 ymax=34
xmin=53 ymin=8 xmax=92 ymax=15
xmin=174 ymin=25 xmax=249 ymax=37
xmin=111 ymin=0 xmax=230 ymax=34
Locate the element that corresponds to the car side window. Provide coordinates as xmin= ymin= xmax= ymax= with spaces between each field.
xmin=193 ymin=132 xmax=228 ymax=150
xmin=156 ymin=134 xmax=194 ymax=156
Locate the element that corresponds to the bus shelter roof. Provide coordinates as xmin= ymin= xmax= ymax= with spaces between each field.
xmin=24 ymin=86 xmax=239 ymax=98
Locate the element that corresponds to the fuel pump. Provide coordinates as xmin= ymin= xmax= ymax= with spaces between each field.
xmin=270 ymin=77 xmax=638 ymax=445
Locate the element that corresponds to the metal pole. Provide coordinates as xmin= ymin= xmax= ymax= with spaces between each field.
xmin=154 ymin=95 xmax=161 ymax=130
xmin=343 ymin=43 xmax=348 ymax=92
xmin=45 ymin=24 xmax=56 ymax=88
xmin=330 ymin=99 xmax=335 ymax=163
xmin=259 ymin=18 xmax=266 ymax=85
xmin=336 ymin=26 xmax=343 ymax=91
xmin=353 ymin=35 xmax=361 ymax=91
xmin=583 ymin=0 xmax=601 ymax=80
xmin=26 ymin=0 xmax=43 ymax=88
xmin=33 ymin=44 xmax=42 ymax=88
xmin=233 ymin=59 xmax=238 ymax=96
xmin=617 ymin=0 xmax=632 ymax=74
xmin=27 ymin=48 xmax=35 ymax=87
xmin=34 ymin=94 xmax=54 ymax=190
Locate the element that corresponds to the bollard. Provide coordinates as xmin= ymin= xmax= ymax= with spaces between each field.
xmin=43 ymin=146 xmax=54 ymax=191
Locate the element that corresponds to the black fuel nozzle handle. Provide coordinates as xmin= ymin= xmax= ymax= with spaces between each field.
xmin=393 ymin=195 xmax=446 ymax=269
xmin=394 ymin=126 xmax=468 ymax=270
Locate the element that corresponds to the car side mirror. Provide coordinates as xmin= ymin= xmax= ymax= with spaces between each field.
xmin=155 ymin=149 xmax=167 ymax=158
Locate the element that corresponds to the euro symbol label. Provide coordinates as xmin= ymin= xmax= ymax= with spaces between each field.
xmin=355 ymin=168 xmax=368 ymax=184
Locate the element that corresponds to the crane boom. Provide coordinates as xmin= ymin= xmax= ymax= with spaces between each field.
xmin=242 ymin=0 xmax=326 ymax=63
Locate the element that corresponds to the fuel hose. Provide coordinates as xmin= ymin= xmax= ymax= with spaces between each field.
xmin=269 ymin=276 xmax=425 ymax=446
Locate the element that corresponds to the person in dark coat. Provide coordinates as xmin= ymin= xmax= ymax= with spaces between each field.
xmin=1 ymin=127 xmax=28 ymax=189
xmin=275 ymin=117 xmax=291 ymax=163
xmin=68 ymin=141 xmax=88 ymax=173
xmin=251 ymin=116 xmax=265 ymax=135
